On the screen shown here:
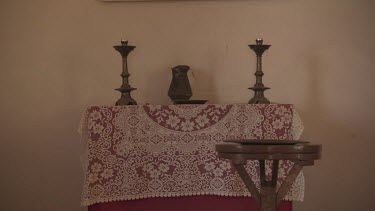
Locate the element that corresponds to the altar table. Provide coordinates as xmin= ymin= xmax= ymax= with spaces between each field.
xmin=79 ymin=104 xmax=305 ymax=211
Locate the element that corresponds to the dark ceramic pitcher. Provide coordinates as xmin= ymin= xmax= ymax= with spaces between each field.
xmin=168 ymin=65 xmax=192 ymax=101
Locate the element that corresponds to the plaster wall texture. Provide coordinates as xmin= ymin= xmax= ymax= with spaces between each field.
xmin=0 ymin=0 xmax=374 ymax=210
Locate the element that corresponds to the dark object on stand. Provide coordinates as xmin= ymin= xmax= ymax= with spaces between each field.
xmin=216 ymin=139 xmax=322 ymax=211
xmin=114 ymin=40 xmax=137 ymax=105
xmin=248 ymin=39 xmax=271 ymax=104
xmin=168 ymin=65 xmax=193 ymax=101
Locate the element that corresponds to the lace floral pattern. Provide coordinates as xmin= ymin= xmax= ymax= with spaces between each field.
xmin=80 ymin=104 xmax=304 ymax=206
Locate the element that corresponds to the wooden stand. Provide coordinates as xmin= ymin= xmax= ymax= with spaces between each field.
xmin=216 ymin=141 xmax=321 ymax=211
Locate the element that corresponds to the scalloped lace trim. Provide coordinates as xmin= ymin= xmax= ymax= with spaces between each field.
xmin=82 ymin=190 xmax=303 ymax=206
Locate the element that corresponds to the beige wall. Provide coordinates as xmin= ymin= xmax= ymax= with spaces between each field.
xmin=1 ymin=0 xmax=374 ymax=210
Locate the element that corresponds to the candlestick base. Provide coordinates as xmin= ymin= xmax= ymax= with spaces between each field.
xmin=115 ymin=96 xmax=137 ymax=106
xmin=248 ymin=86 xmax=270 ymax=104
xmin=115 ymin=87 xmax=137 ymax=105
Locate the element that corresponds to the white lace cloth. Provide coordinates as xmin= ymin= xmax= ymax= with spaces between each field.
xmin=78 ymin=104 xmax=305 ymax=206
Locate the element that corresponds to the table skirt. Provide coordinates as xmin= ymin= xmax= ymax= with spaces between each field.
xmin=88 ymin=196 xmax=292 ymax=211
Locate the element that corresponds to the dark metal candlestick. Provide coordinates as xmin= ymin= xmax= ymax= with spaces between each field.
xmin=114 ymin=40 xmax=137 ymax=105
xmin=248 ymin=39 xmax=271 ymax=104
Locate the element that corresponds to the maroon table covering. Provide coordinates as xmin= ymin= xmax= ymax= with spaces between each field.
xmin=89 ymin=196 xmax=292 ymax=211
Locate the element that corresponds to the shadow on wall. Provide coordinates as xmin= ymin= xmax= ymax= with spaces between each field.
xmin=295 ymin=53 xmax=363 ymax=211
xmin=189 ymin=66 xmax=218 ymax=103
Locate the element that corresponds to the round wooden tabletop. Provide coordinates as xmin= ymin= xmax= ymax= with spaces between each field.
xmin=216 ymin=141 xmax=322 ymax=165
